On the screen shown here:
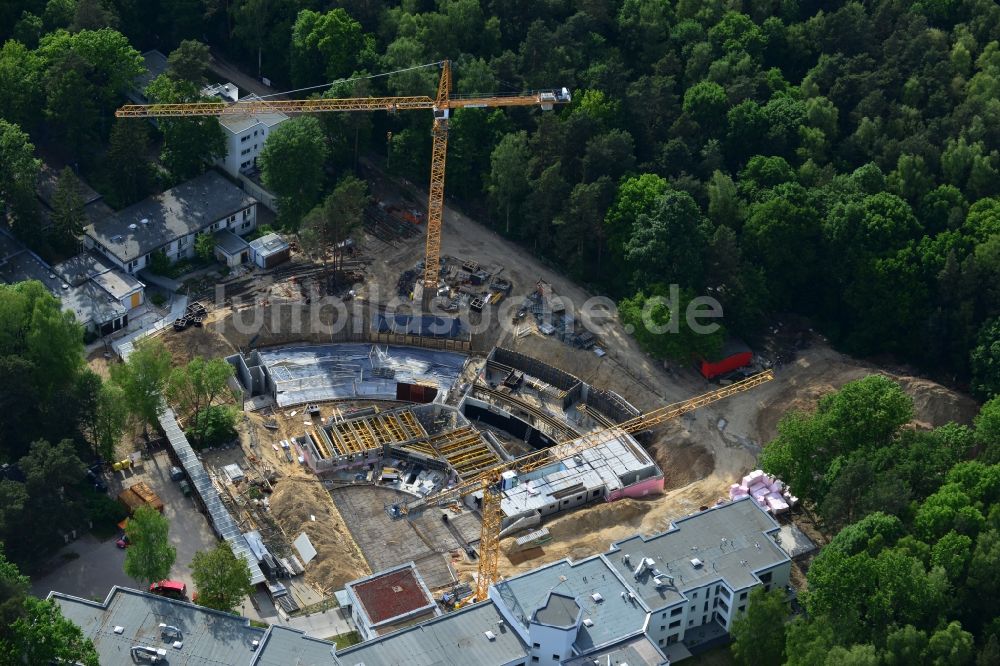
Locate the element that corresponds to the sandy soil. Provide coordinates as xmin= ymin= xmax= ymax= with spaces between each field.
xmin=146 ymin=166 xmax=980 ymax=593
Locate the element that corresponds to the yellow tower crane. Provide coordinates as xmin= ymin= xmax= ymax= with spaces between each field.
xmin=390 ymin=369 xmax=775 ymax=603
xmin=115 ymin=61 xmax=572 ymax=302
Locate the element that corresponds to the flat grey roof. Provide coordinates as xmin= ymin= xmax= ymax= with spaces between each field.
xmin=604 ymin=498 xmax=790 ymax=609
xmin=62 ymin=280 xmax=126 ymax=326
xmin=563 ymin=635 xmax=668 ymax=666
xmin=333 ymin=600 xmax=527 ymax=666
xmin=51 ymin=587 xmax=266 ymax=666
xmin=85 ymin=171 xmax=256 ymax=262
xmin=53 ymin=251 xmax=116 ymax=287
xmin=253 ymin=625 xmax=336 ymax=666
xmin=0 ymin=250 xmax=56 ymax=286
xmin=249 ymin=232 xmax=289 ymax=256
xmin=533 ymin=592 xmax=580 ymax=628
xmin=215 ymin=229 xmax=250 ymax=256
xmin=219 ymin=94 xmax=288 ymax=134
xmin=37 ymin=163 xmax=102 ymax=209
xmin=92 ymin=268 xmax=144 ymax=300
xmin=497 ymin=555 xmax=647 ymax=653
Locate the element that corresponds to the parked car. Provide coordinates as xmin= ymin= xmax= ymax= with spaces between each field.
xmin=178 ymin=479 xmax=192 ymax=496
xmin=86 ymin=468 xmax=108 ymax=493
xmin=169 ymin=466 xmax=184 ymax=482
xmin=149 ymin=580 xmax=187 ymax=600
xmin=115 ymin=534 xmax=129 ymax=549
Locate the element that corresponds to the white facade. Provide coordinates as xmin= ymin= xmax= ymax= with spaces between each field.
xmin=213 ymin=93 xmax=288 ymax=179
xmin=84 ymin=204 xmax=256 ymax=275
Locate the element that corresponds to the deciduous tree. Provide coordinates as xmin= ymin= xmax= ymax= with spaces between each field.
xmin=123 ymin=505 xmax=176 ymax=587
xmin=260 ymin=116 xmax=329 ymax=227
xmin=730 ymin=587 xmax=787 ymax=665
xmin=191 ymin=542 xmax=253 ymax=613
xmin=110 ymin=338 xmax=172 ymax=437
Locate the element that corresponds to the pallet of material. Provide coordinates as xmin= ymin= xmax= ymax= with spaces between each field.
xmin=130 ymin=482 xmax=165 ymax=512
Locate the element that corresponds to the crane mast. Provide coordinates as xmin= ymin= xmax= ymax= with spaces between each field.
xmin=115 ymin=61 xmax=571 ymax=303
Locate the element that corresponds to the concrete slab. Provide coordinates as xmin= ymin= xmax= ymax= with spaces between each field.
xmin=330 ymin=485 xmax=481 ymax=590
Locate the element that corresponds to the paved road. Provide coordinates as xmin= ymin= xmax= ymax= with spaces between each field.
xmin=32 ymin=451 xmax=218 ymax=600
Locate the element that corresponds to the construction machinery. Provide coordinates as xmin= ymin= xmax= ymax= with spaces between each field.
xmin=115 ymin=61 xmax=571 ymax=304
xmin=389 ymin=369 xmax=775 ymax=603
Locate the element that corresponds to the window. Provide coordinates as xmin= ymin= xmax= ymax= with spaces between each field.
xmin=253 ymin=130 xmax=258 ymax=136
xmin=561 ymin=499 xmax=568 ymax=505
xmin=229 ymin=214 xmax=236 ymax=223
xmin=241 ymin=147 xmax=251 ymax=156
xmin=671 ymin=607 xmax=682 ymax=617
xmin=692 ymin=591 xmax=698 ymax=599
xmin=241 ymin=135 xmax=249 ymax=142
xmin=738 ymin=605 xmax=746 ymax=613
xmin=713 ymin=598 xmax=718 ymax=608
xmin=531 ymin=658 xmax=538 ymax=663
xmin=720 ymin=587 xmax=731 ymax=599
xmin=660 ymin=625 xmax=664 ymax=631
xmin=669 ymin=620 xmax=681 ymax=629
xmin=719 ymin=599 xmax=729 ymax=612
xmin=658 ymin=639 xmax=664 ymax=646
xmin=242 ymin=220 xmax=251 ymax=229
xmin=764 ymin=584 xmax=771 ymax=593
xmin=243 ymin=209 xmax=250 ymax=219
xmin=128 ymin=259 xmax=138 ymax=270
xmin=667 ymin=634 xmax=679 ymax=645
xmin=592 ymin=490 xmax=600 ymax=497
xmin=704 ymin=601 xmax=709 ymax=612
xmin=760 ymin=572 xmax=773 ymax=583
xmin=576 ymin=495 xmax=582 ymax=501
xmin=532 ymin=643 xmax=539 ymax=649
xmin=552 ymin=655 xmax=559 ymax=661
xmin=688 ymin=619 xmax=694 ymax=626
xmin=740 ymin=591 xmax=748 ymax=601
xmin=661 ymin=612 xmax=666 ymax=619
xmin=178 ymin=235 xmax=187 ymax=248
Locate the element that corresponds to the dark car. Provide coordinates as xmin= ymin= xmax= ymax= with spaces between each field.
xmin=86 ymin=468 xmax=108 ymax=493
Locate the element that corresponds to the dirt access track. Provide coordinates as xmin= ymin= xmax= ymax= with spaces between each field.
xmin=366 ymin=172 xmax=979 ymax=576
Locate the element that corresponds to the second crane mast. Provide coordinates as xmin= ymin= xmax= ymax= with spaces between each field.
xmin=115 ymin=61 xmax=571 ymax=302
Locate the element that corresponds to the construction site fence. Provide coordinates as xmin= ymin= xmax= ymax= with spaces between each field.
xmin=491 ymin=347 xmax=580 ymax=391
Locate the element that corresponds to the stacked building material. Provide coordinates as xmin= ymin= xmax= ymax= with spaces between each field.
xmin=729 ymin=469 xmax=797 ymax=514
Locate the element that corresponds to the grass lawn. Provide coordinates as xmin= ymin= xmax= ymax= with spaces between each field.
xmin=686 ymin=645 xmax=737 ymax=666
xmin=326 ymin=631 xmax=361 ymax=649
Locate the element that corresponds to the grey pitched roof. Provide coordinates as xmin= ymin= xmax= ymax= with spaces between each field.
xmin=133 ymin=50 xmax=169 ymax=101
xmin=51 ymin=587 xmax=266 ymax=666
xmin=604 ymin=498 xmax=790 ymax=610
xmin=85 ymin=171 xmax=256 ymax=263
xmin=333 ymin=600 xmax=527 ymax=666
xmin=497 ymin=555 xmax=647 ymax=653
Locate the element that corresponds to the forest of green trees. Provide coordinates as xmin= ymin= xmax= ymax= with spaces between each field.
xmin=2 ymin=0 xmax=1000 ymax=394
xmin=2 ymin=1 xmax=1000 ymax=661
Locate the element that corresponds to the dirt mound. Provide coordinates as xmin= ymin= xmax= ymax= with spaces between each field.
xmin=160 ymin=325 xmax=236 ymax=365
xmin=649 ymin=433 xmax=715 ymax=491
xmin=269 ymin=478 xmax=368 ymax=593
xmin=895 ymin=375 xmax=979 ymax=428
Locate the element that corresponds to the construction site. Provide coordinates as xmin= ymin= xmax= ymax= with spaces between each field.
xmin=110 ymin=60 xmax=984 ymax=640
